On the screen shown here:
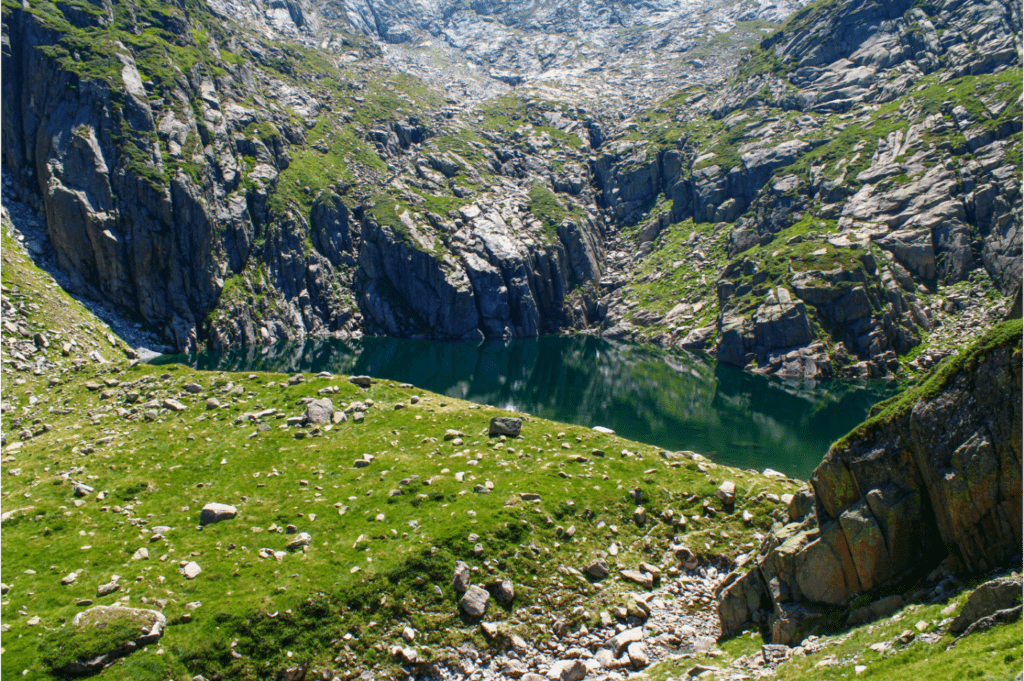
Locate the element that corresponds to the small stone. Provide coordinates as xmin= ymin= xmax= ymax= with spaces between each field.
xmin=181 ymin=562 xmax=202 ymax=579
xmin=453 ymin=561 xmax=471 ymax=592
xmin=716 ymin=480 xmax=736 ymax=505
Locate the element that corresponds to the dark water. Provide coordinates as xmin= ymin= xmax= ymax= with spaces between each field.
xmin=153 ymin=336 xmax=896 ymax=480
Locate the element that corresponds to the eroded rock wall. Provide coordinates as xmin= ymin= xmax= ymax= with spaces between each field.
xmin=716 ymin=319 xmax=1023 ymax=645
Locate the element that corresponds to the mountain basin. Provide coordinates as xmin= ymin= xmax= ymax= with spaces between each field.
xmin=153 ymin=335 xmax=897 ymax=480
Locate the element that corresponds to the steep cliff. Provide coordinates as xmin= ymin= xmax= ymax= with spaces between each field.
xmin=1 ymin=0 xmax=1020 ymax=380
xmin=716 ymin=318 xmax=1022 ymax=644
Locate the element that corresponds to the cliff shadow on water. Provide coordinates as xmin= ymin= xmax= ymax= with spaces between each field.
xmin=153 ymin=335 xmax=896 ymax=479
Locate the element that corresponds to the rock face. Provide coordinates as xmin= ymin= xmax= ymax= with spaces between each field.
xmin=716 ymin=320 xmax=1022 ymax=644
xmin=1 ymin=0 xmax=1019 ymax=380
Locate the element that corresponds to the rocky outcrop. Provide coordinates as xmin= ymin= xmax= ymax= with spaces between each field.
xmin=56 ymin=606 xmax=166 ymax=674
xmin=716 ymin=320 xmax=1022 ymax=644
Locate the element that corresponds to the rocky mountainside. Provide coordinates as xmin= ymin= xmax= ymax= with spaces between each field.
xmin=717 ymin=318 xmax=1022 ymax=645
xmin=1 ymin=0 xmax=1020 ymax=379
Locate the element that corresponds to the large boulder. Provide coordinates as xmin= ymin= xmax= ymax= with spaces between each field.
xmin=200 ymin=503 xmax=238 ymax=526
xmin=304 ymin=398 xmax=334 ymax=425
xmin=488 ymin=417 xmax=522 ymax=437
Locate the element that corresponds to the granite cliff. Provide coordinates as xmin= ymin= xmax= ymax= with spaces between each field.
xmin=1 ymin=0 xmax=1020 ymax=380
xmin=717 ymin=318 xmax=1022 ymax=645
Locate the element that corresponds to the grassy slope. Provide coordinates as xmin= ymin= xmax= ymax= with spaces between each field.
xmin=0 ymin=232 xmax=803 ymax=680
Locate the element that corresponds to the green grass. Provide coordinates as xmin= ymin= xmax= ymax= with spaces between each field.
xmin=627 ymin=219 xmax=726 ymax=324
xmin=0 ymin=354 xmax=801 ymax=680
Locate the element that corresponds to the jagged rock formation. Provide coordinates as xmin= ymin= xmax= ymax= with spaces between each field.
xmin=716 ymin=319 xmax=1022 ymax=645
xmin=1 ymin=0 xmax=1020 ymax=378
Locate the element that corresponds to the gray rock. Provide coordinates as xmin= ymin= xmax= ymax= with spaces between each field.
xmin=951 ymin=575 xmax=1023 ymax=635
xmin=96 ymin=581 xmax=120 ymax=597
xmin=304 ymin=398 xmax=334 ymax=425
xmin=199 ymin=503 xmax=238 ymax=526
xmin=547 ymin=659 xmax=587 ymax=681
xmin=586 ymin=560 xmax=610 ymax=579
xmin=453 ymin=561 xmax=471 ymax=592
xmin=459 ymin=585 xmax=490 ymax=617
xmin=286 ymin=532 xmax=311 ymax=550
xmin=493 ymin=579 xmax=514 ymax=604
xmin=488 ymin=417 xmax=522 ymax=437
xmin=716 ymin=480 xmax=736 ymax=505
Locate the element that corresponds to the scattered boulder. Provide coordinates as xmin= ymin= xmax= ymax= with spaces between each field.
xmin=286 ymin=532 xmax=312 ymax=551
xmin=716 ymin=480 xmax=736 ymax=505
xmin=620 ymin=569 xmax=654 ymax=589
xmin=349 ymin=376 xmax=373 ymax=388
xmin=492 ymin=579 xmax=515 ymax=604
xmin=547 ymin=659 xmax=587 ymax=681
xmin=488 ymin=417 xmax=522 ymax=437
xmin=460 ymin=585 xmax=490 ymax=617
xmin=200 ymin=503 xmax=238 ymax=526
xmin=96 ymin=579 xmax=120 ymax=598
xmin=181 ymin=562 xmax=202 ymax=579
xmin=453 ymin=561 xmax=471 ymax=593
xmin=586 ymin=560 xmax=610 ymax=579
xmin=304 ymin=398 xmax=334 ymax=425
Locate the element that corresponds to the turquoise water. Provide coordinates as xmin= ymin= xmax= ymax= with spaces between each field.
xmin=153 ymin=335 xmax=895 ymax=479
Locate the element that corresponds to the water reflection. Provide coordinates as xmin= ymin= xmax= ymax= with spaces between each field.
xmin=153 ymin=335 xmax=895 ymax=479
